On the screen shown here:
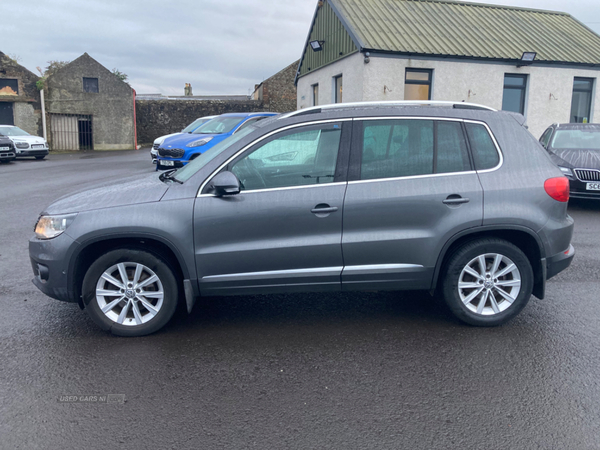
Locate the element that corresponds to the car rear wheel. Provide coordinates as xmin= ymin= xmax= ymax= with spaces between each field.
xmin=82 ymin=248 xmax=179 ymax=336
xmin=442 ymin=238 xmax=533 ymax=326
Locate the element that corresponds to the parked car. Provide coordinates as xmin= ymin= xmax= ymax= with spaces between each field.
xmin=156 ymin=112 xmax=277 ymax=169
xmin=0 ymin=125 xmax=49 ymax=160
xmin=0 ymin=136 xmax=16 ymax=163
xmin=539 ymin=123 xmax=600 ymax=200
xmin=30 ymin=101 xmax=574 ymax=336
xmin=150 ymin=115 xmax=217 ymax=164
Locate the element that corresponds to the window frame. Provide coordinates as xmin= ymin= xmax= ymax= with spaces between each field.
xmin=83 ymin=77 xmax=99 ymax=94
xmin=347 ymin=117 xmax=502 ymax=183
xmin=0 ymin=79 xmax=19 ymax=96
xmin=404 ymin=69 xmax=433 ymax=101
xmin=502 ymin=74 xmax=528 ymax=115
xmin=199 ymin=119 xmax=353 ymax=195
xmin=333 ymin=75 xmax=343 ymax=104
xmin=570 ymin=77 xmax=595 ymax=123
xmin=312 ymin=84 xmax=319 ymax=107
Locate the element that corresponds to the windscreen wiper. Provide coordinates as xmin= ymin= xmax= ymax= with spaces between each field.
xmin=159 ymin=169 xmax=183 ymax=184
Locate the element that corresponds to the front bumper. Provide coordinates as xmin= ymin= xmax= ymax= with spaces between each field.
xmin=29 ymin=233 xmax=79 ymax=303
xmin=16 ymin=148 xmax=49 ymax=158
xmin=569 ymin=177 xmax=600 ymax=200
xmin=0 ymin=150 xmax=16 ymax=162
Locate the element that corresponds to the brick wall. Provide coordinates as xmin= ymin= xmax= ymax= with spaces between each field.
xmin=256 ymin=60 xmax=299 ymax=114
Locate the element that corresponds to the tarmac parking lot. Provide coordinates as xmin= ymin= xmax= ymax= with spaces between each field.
xmin=1 ymin=150 xmax=600 ymax=449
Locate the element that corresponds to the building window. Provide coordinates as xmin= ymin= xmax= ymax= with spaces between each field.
xmin=334 ymin=75 xmax=342 ymax=103
xmin=83 ymin=77 xmax=99 ymax=93
xmin=502 ymin=74 xmax=527 ymax=115
xmin=570 ymin=77 xmax=594 ymax=123
xmin=312 ymin=84 xmax=319 ymax=106
xmin=404 ymin=69 xmax=432 ymax=100
xmin=0 ymin=79 xmax=19 ymax=96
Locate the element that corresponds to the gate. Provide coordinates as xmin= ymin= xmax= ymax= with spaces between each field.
xmin=49 ymin=114 xmax=93 ymax=150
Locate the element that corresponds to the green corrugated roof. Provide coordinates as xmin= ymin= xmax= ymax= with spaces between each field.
xmin=329 ymin=0 xmax=600 ymax=65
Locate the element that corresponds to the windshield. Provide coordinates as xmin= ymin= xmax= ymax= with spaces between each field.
xmin=0 ymin=126 xmax=30 ymax=137
xmin=174 ymin=126 xmax=257 ymax=183
xmin=551 ymin=129 xmax=600 ymax=150
xmin=182 ymin=118 xmax=211 ymax=133
xmin=193 ymin=116 xmax=245 ymax=135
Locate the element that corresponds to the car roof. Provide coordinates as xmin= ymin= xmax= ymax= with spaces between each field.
xmin=218 ymin=112 xmax=278 ymax=118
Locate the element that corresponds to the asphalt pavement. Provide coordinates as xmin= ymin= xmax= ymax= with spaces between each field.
xmin=1 ymin=150 xmax=599 ymax=449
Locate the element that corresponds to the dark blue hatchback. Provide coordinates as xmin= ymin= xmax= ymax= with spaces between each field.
xmin=156 ymin=112 xmax=277 ymax=169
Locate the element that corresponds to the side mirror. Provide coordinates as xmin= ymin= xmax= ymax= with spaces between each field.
xmin=209 ymin=171 xmax=241 ymax=196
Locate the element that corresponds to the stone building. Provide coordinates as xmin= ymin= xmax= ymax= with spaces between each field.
xmin=296 ymin=0 xmax=600 ymax=138
xmin=253 ymin=60 xmax=299 ymax=113
xmin=46 ymin=53 xmax=135 ymax=150
xmin=0 ymin=51 xmax=42 ymax=135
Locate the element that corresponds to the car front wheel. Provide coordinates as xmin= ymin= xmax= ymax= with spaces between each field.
xmin=82 ymin=248 xmax=179 ymax=336
xmin=442 ymin=238 xmax=533 ymax=326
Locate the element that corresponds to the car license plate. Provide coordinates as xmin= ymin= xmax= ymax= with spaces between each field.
xmin=586 ymin=182 xmax=600 ymax=191
xmin=161 ymin=160 xmax=175 ymax=166
xmin=31 ymin=144 xmax=45 ymax=149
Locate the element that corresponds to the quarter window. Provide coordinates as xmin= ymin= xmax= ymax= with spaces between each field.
xmin=404 ymin=69 xmax=432 ymax=101
xmin=570 ymin=77 xmax=594 ymax=123
xmin=502 ymin=74 xmax=527 ymax=115
xmin=230 ymin=123 xmax=342 ymax=191
xmin=465 ymin=123 xmax=500 ymax=170
xmin=83 ymin=77 xmax=99 ymax=93
xmin=359 ymin=119 xmax=470 ymax=180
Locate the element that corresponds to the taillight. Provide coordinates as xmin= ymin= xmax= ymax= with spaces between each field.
xmin=544 ymin=177 xmax=569 ymax=202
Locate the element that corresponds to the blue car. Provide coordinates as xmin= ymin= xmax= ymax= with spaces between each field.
xmin=156 ymin=112 xmax=277 ymax=169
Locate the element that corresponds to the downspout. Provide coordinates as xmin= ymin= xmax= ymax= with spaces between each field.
xmin=40 ymin=89 xmax=47 ymax=140
xmin=133 ymin=89 xmax=138 ymax=149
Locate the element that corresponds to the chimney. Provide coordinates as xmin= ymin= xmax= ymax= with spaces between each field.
xmin=184 ymin=83 xmax=193 ymax=96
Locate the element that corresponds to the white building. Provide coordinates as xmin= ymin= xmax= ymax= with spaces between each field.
xmin=295 ymin=0 xmax=600 ymax=138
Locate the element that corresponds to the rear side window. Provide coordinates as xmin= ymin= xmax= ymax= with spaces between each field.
xmin=359 ymin=119 xmax=470 ymax=180
xmin=465 ymin=123 xmax=500 ymax=170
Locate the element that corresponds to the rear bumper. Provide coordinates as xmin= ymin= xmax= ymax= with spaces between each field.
xmin=546 ymin=244 xmax=575 ymax=280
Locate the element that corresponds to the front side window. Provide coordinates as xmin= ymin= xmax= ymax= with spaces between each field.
xmin=502 ymin=74 xmax=527 ymax=114
xmin=0 ymin=79 xmax=19 ymax=95
xmin=230 ymin=123 xmax=342 ymax=191
xmin=334 ymin=76 xmax=342 ymax=103
xmin=359 ymin=119 xmax=470 ymax=180
xmin=404 ymin=69 xmax=432 ymax=101
xmin=83 ymin=77 xmax=99 ymax=93
xmin=312 ymin=84 xmax=319 ymax=106
xmin=465 ymin=123 xmax=500 ymax=170
xmin=570 ymin=77 xmax=594 ymax=123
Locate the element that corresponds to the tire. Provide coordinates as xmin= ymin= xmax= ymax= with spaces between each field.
xmin=82 ymin=248 xmax=179 ymax=336
xmin=441 ymin=238 xmax=533 ymax=326
xmin=35 ymin=156 xmax=46 ymax=160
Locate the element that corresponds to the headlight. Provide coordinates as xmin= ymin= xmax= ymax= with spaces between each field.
xmin=559 ymin=166 xmax=573 ymax=177
xmin=34 ymin=213 xmax=77 ymax=239
xmin=186 ymin=137 xmax=213 ymax=148
xmin=154 ymin=137 xmax=166 ymax=146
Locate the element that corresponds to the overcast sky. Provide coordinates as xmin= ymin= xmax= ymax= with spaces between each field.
xmin=3 ymin=0 xmax=599 ymax=96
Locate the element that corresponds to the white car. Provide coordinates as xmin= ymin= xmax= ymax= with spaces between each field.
xmin=151 ymin=115 xmax=217 ymax=164
xmin=0 ymin=125 xmax=49 ymax=160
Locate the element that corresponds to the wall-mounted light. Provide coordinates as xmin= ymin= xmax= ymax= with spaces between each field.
xmin=364 ymin=52 xmax=370 ymax=64
xmin=310 ymin=40 xmax=324 ymax=52
xmin=517 ymin=52 xmax=536 ymax=67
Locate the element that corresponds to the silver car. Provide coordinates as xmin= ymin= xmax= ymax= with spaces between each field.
xmin=30 ymin=102 xmax=574 ymax=336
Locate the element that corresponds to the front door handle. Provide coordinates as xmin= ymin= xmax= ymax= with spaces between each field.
xmin=311 ymin=204 xmax=339 ymax=216
xmin=443 ymin=195 xmax=470 ymax=205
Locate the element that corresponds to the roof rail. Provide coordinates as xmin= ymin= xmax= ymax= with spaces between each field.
xmin=282 ymin=101 xmax=496 ymax=119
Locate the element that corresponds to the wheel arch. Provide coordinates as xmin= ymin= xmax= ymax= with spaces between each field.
xmin=69 ymin=234 xmax=191 ymax=309
xmin=432 ymin=226 xmax=546 ymax=299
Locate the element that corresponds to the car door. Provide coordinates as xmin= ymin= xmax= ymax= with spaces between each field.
xmin=194 ymin=120 xmax=351 ymax=295
xmin=341 ymin=117 xmax=484 ymax=291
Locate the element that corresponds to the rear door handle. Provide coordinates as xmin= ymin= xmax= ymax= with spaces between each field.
xmin=443 ymin=196 xmax=470 ymax=205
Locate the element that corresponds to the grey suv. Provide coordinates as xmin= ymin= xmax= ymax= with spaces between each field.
xmin=29 ymin=102 xmax=575 ymax=336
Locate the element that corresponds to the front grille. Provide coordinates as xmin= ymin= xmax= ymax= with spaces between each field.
xmin=158 ymin=148 xmax=185 ymax=158
xmin=152 ymin=143 xmax=160 ymax=150
xmin=575 ymin=169 xmax=600 ymax=182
